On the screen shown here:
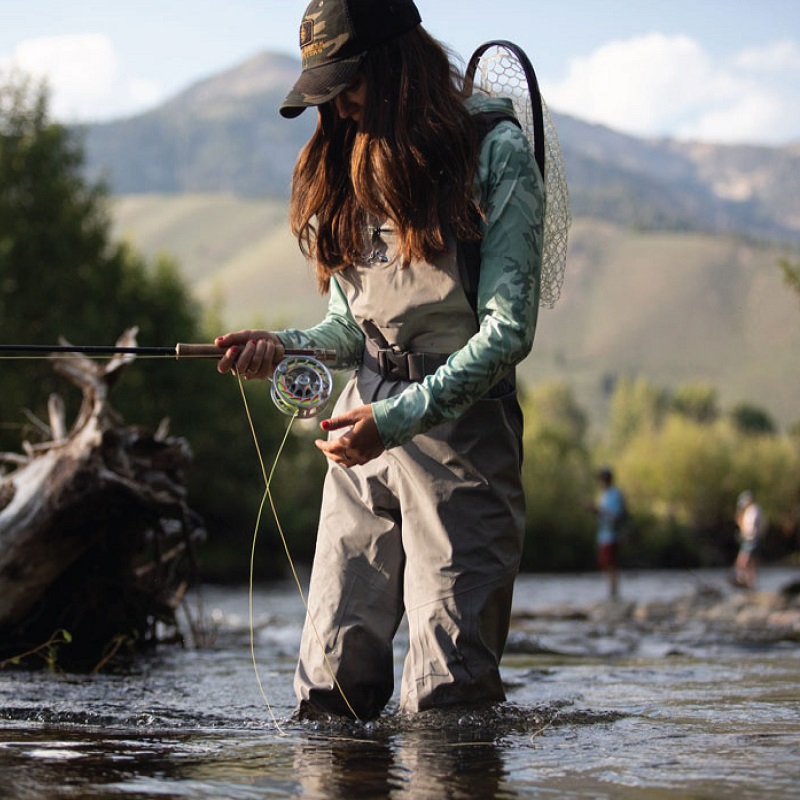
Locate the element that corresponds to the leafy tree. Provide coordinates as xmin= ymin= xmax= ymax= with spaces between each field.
xmin=729 ymin=402 xmax=776 ymax=435
xmin=0 ymin=74 xmax=214 ymax=449
xmin=521 ymin=382 xmax=595 ymax=570
xmin=607 ymin=375 xmax=667 ymax=452
xmin=722 ymin=423 xmax=800 ymax=513
xmin=1 ymin=76 xmax=111 ymax=342
xmin=618 ymin=415 xmax=733 ymax=531
xmin=780 ymin=256 xmax=800 ymax=305
xmin=671 ymin=383 xmax=719 ymax=424
xmin=0 ymin=71 xmax=323 ymax=581
xmin=513 ymin=370 xmax=800 ymax=570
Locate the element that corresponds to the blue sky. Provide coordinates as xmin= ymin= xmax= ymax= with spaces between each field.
xmin=2 ymin=0 xmax=799 ymax=145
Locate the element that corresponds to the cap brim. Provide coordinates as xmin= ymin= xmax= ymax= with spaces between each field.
xmin=279 ymin=54 xmax=364 ymax=118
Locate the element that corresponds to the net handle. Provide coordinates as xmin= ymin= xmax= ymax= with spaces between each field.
xmin=465 ymin=40 xmax=546 ymax=179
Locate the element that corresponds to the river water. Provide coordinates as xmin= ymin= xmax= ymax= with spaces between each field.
xmin=2 ymin=567 xmax=799 ymax=799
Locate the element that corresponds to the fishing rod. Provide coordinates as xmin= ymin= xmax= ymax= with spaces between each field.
xmin=0 ymin=342 xmax=336 ymax=361
xmin=0 ymin=342 xmax=336 ymax=418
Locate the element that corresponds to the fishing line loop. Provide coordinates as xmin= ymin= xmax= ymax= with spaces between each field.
xmin=234 ymin=371 xmax=360 ymax=726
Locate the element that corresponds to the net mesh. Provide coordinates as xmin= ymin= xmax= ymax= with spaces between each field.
xmin=471 ymin=43 xmax=571 ymax=308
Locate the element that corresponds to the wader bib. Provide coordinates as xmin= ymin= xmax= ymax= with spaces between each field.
xmin=294 ymin=224 xmax=526 ymax=719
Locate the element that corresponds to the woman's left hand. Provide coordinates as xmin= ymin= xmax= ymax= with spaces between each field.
xmin=316 ymin=404 xmax=385 ymax=467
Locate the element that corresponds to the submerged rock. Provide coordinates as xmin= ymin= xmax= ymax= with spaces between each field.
xmin=508 ymin=576 xmax=800 ymax=657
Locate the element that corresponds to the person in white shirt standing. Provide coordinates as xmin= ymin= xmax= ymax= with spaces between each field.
xmin=733 ymin=490 xmax=765 ymax=589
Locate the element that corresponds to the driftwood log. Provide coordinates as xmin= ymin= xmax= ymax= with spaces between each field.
xmin=0 ymin=329 xmax=205 ymax=670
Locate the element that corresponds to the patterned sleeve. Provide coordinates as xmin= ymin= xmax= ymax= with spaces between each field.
xmin=275 ymin=277 xmax=365 ymax=370
xmin=372 ymin=121 xmax=545 ymax=448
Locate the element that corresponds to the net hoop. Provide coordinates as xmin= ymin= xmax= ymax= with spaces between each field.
xmin=465 ymin=40 xmax=571 ymax=308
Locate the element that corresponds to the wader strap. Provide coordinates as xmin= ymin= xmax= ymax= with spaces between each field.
xmin=458 ymin=111 xmax=523 ymax=315
xmin=363 ymin=338 xmax=450 ymax=382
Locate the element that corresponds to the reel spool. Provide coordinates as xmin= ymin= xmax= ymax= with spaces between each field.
xmin=270 ymin=355 xmax=333 ymax=418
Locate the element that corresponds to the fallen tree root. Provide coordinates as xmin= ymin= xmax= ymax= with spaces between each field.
xmin=0 ymin=328 xmax=205 ymax=671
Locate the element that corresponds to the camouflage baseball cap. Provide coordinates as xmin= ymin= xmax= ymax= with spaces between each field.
xmin=280 ymin=0 xmax=422 ymax=118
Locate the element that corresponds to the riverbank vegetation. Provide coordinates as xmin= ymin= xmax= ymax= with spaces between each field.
xmin=521 ymin=376 xmax=800 ymax=571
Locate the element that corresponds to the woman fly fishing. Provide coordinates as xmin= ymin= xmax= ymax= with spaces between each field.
xmin=215 ymin=0 xmax=544 ymax=720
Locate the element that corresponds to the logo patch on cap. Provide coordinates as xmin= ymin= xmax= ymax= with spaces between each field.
xmin=299 ymin=19 xmax=314 ymax=48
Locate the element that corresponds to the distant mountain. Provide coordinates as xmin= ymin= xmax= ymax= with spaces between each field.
xmin=81 ymin=53 xmax=315 ymax=198
xmin=80 ymin=52 xmax=800 ymax=245
xmin=554 ymin=116 xmax=800 ymax=243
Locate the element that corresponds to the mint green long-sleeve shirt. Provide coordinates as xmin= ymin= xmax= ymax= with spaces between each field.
xmin=277 ymin=94 xmax=544 ymax=449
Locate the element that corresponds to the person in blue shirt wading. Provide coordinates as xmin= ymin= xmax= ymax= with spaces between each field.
xmin=589 ymin=467 xmax=626 ymax=600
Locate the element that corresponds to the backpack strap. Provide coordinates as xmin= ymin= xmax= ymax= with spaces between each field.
xmin=457 ymin=111 xmax=522 ymax=314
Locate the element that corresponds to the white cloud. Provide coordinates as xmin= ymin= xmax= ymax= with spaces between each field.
xmin=683 ymin=89 xmax=787 ymax=145
xmin=3 ymin=33 xmax=162 ymax=122
xmin=546 ymin=33 xmax=800 ymax=146
xmin=4 ymin=30 xmax=799 ymax=144
xmin=735 ymin=39 xmax=800 ymax=73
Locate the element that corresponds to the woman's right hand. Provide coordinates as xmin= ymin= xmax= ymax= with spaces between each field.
xmin=214 ymin=330 xmax=285 ymax=380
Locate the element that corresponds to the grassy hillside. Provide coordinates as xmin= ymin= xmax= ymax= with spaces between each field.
xmin=111 ymin=193 xmax=327 ymax=329
xmin=532 ymin=219 xmax=800 ymax=430
xmin=110 ymin=194 xmax=800 ymax=431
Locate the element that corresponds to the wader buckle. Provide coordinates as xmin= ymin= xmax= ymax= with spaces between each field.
xmin=363 ymin=340 xmax=449 ymax=382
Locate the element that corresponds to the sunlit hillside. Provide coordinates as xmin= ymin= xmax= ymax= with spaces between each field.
xmin=111 ymin=193 xmax=326 ymax=330
xmin=531 ymin=219 xmax=800 ymax=430
xmin=111 ymin=195 xmax=800 ymax=431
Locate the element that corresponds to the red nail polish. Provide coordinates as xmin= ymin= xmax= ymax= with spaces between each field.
xmin=321 ymin=420 xmax=331 ymax=431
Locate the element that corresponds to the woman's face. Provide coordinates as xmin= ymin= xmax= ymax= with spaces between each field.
xmin=333 ymin=73 xmax=367 ymax=125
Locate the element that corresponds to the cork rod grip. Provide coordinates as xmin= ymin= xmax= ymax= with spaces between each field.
xmin=174 ymin=343 xmax=336 ymax=362
xmin=174 ymin=343 xmax=225 ymax=358
xmin=174 ymin=342 xmax=286 ymax=361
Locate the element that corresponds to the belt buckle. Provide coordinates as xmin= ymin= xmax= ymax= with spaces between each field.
xmin=376 ymin=346 xmax=408 ymax=380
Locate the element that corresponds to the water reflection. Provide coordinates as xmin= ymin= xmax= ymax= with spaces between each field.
xmin=294 ymin=737 xmax=398 ymax=798
xmin=292 ymin=729 xmax=516 ymax=799
xmin=394 ymin=732 xmax=514 ymax=800
xmin=0 ymin=713 xmax=540 ymax=799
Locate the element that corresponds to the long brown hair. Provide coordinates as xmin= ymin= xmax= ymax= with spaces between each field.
xmin=289 ymin=26 xmax=481 ymax=293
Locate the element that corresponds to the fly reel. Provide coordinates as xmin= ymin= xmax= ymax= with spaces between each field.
xmin=270 ymin=355 xmax=333 ymax=418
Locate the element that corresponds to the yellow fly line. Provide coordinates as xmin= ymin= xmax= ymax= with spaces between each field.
xmin=233 ymin=372 xmax=361 ymax=726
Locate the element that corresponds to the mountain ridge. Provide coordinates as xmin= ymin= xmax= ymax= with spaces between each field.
xmin=81 ymin=51 xmax=800 ymax=246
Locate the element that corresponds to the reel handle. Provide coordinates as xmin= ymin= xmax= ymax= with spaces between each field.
xmin=175 ymin=343 xmax=336 ymax=362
